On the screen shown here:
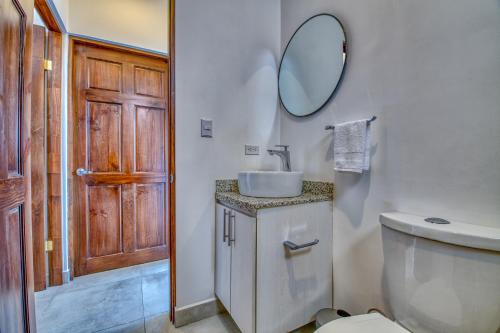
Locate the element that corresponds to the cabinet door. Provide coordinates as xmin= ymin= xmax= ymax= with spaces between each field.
xmin=230 ymin=210 xmax=256 ymax=333
xmin=256 ymin=202 xmax=333 ymax=333
xmin=215 ymin=204 xmax=231 ymax=310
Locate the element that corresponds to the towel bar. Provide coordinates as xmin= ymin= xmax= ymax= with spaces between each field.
xmin=325 ymin=116 xmax=377 ymax=131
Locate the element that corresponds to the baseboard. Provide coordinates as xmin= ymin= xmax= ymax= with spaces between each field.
xmin=174 ymin=297 xmax=225 ymax=327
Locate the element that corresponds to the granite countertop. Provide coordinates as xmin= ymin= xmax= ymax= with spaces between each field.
xmin=215 ymin=179 xmax=334 ymax=216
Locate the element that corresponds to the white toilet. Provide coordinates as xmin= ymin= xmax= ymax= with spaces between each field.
xmin=317 ymin=212 xmax=500 ymax=333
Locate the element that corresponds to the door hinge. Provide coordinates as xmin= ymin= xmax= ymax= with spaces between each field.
xmin=43 ymin=59 xmax=53 ymax=71
xmin=45 ymin=240 xmax=54 ymax=252
xmin=169 ymin=174 xmax=174 ymax=184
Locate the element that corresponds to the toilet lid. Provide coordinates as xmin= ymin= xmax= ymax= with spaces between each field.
xmin=315 ymin=313 xmax=410 ymax=333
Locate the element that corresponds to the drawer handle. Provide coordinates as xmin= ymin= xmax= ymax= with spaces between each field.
xmin=228 ymin=212 xmax=236 ymax=247
xmin=283 ymin=239 xmax=319 ymax=251
xmin=223 ymin=209 xmax=229 ymax=243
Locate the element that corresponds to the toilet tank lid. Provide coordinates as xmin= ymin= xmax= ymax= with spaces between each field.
xmin=380 ymin=212 xmax=500 ymax=252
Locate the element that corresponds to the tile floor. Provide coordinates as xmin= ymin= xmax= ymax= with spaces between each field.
xmin=35 ymin=260 xmax=170 ymax=333
xmin=141 ymin=313 xmax=316 ymax=333
xmin=35 ymin=259 xmax=316 ymax=333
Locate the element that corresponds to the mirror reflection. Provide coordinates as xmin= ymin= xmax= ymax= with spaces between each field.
xmin=279 ymin=14 xmax=347 ymax=117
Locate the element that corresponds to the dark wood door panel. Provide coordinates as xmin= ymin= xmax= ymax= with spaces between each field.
xmin=1 ymin=0 xmax=36 ymax=331
xmin=88 ymin=101 xmax=122 ymax=172
xmin=87 ymin=58 xmax=122 ymax=92
xmin=134 ymin=66 xmax=165 ymax=98
xmin=136 ymin=183 xmax=166 ymax=249
xmin=74 ymin=41 xmax=169 ymax=276
xmin=88 ymin=185 xmax=122 ymax=257
xmin=136 ymin=106 xmax=166 ymax=173
xmin=3 ymin=0 xmax=23 ymax=177
xmin=87 ymin=57 xmax=123 ymax=92
xmin=0 ymin=207 xmax=25 ymax=333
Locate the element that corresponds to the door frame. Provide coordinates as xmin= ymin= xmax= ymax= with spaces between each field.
xmin=68 ymin=34 xmax=176 ymax=315
xmin=31 ymin=0 xmax=64 ymax=290
xmin=33 ymin=0 xmax=178 ymax=323
xmin=168 ymin=0 xmax=177 ymax=323
xmin=34 ymin=0 xmax=63 ymax=33
xmin=31 ymin=24 xmax=47 ymax=292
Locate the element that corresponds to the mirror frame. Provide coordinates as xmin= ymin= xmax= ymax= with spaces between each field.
xmin=278 ymin=13 xmax=348 ymax=118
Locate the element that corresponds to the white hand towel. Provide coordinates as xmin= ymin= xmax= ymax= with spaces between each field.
xmin=333 ymin=119 xmax=372 ymax=173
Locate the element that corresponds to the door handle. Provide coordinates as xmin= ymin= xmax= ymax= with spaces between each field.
xmin=223 ymin=209 xmax=229 ymax=243
xmin=283 ymin=239 xmax=319 ymax=251
xmin=228 ymin=212 xmax=236 ymax=246
xmin=76 ymin=168 xmax=93 ymax=176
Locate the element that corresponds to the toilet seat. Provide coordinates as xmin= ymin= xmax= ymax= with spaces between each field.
xmin=315 ymin=313 xmax=410 ymax=333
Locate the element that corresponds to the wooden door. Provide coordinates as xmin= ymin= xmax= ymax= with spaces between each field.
xmin=73 ymin=42 xmax=169 ymax=276
xmin=230 ymin=210 xmax=256 ymax=333
xmin=0 ymin=0 xmax=36 ymax=332
xmin=215 ymin=204 xmax=231 ymax=310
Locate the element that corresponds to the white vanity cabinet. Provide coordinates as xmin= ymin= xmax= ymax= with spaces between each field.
xmin=215 ymin=203 xmax=256 ymax=333
xmin=215 ymin=201 xmax=333 ymax=333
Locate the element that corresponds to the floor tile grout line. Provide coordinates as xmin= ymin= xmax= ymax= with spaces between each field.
xmin=93 ymin=276 xmax=149 ymax=333
xmin=92 ymin=317 xmax=145 ymax=333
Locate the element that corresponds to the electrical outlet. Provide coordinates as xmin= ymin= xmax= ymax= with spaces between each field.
xmin=245 ymin=145 xmax=260 ymax=155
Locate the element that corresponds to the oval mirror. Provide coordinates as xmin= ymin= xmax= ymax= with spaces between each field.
xmin=279 ymin=14 xmax=347 ymax=117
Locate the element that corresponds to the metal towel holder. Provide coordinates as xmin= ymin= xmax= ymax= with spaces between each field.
xmin=325 ymin=116 xmax=377 ymax=131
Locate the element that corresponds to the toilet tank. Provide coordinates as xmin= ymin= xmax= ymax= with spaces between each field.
xmin=380 ymin=212 xmax=500 ymax=333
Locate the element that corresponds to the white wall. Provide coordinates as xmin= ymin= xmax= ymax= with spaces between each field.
xmin=68 ymin=0 xmax=168 ymax=53
xmin=51 ymin=0 xmax=69 ymax=29
xmin=176 ymin=0 xmax=281 ymax=308
xmin=34 ymin=8 xmax=46 ymax=27
xmin=50 ymin=0 xmax=168 ymax=53
xmin=281 ymin=0 xmax=500 ymax=315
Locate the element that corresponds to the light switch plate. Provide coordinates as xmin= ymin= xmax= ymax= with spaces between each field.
xmin=245 ymin=145 xmax=260 ymax=155
xmin=200 ymin=119 xmax=213 ymax=138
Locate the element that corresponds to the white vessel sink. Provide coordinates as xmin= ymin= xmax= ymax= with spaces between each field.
xmin=238 ymin=171 xmax=304 ymax=198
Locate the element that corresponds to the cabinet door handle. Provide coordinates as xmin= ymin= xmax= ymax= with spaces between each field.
xmin=223 ymin=209 xmax=229 ymax=243
xmin=283 ymin=239 xmax=319 ymax=251
xmin=227 ymin=212 xmax=232 ymax=247
xmin=228 ymin=212 xmax=236 ymax=246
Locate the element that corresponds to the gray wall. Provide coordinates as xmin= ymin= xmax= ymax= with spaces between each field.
xmin=281 ymin=0 xmax=500 ymax=314
xmin=176 ymin=0 xmax=281 ymax=308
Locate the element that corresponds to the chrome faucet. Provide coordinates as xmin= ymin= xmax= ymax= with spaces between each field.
xmin=267 ymin=145 xmax=291 ymax=172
